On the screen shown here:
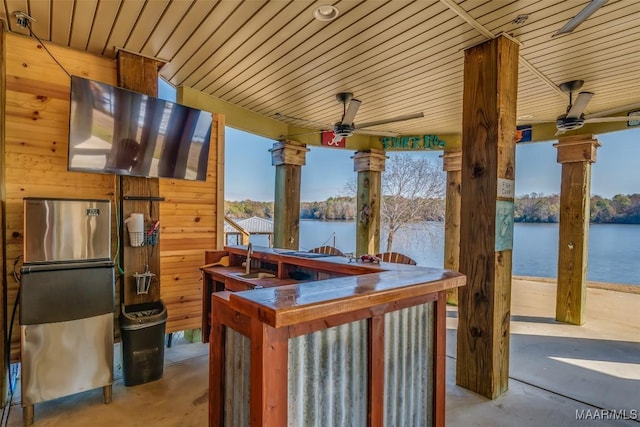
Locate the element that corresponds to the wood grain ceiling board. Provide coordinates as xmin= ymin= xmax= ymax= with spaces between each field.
xmin=68 ymin=0 xmax=97 ymax=51
xmin=210 ymin=1 xmax=386 ymax=104
xmin=193 ymin=1 xmax=318 ymax=95
xmin=0 ymin=0 xmax=639 ymax=136
xmin=49 ymin=0 xmax=73 ymax=46
xmin=243 ymin=2 xmax=453 ymax=117
xmin=138 ymin=0 xmax=194 ymax=59
xmin=102 ymin=0 xmax=145 ymax=57
xmin=151 ymin=0 xmax=218 ymax=63
xmin=122 ymin=0 xmax=170 ymax=54
xmin=161 ymin=1 xmax=253 ymax=83
xmin=85 ymin=0 xmax=121 ymax=55
xmin=181 ymin=1 xmax=303 ymax=90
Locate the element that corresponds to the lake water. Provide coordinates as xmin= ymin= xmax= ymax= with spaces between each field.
xmin=250 ymin=220 xmax=640 ymax=285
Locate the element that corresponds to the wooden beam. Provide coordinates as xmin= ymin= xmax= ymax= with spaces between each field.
xmin=353 ymin=149 xmax=386 ymax=256
xmin=249 ymin=319 xmax=288 ymax=427
xmin=271 ymin=140 xmax=308 ymax=249
xmin=368 ymin=315 xmax=385 ymax=427
xmin=457 ymin=35 xmax=519 ymax=399
xmin=554 ymin=134 xmax=600 ymax=325
xmin=442 ymin=149 xmax=462 ymax=305
xmin=433 ymin=291 xmax=447 ymax=427
xmin=117 ymin=51 xmax=163 ymax=306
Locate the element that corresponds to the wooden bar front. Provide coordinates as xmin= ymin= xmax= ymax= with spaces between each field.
xmin=204 ymin=246 xmax=465 ymax=426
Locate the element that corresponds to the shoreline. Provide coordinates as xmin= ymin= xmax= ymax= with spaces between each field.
xmin=513 ymin=275 xmax=640 ymax=294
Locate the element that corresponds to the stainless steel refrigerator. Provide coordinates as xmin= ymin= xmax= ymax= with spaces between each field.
xmin=20 ymin=198 xmax=115 ymax=425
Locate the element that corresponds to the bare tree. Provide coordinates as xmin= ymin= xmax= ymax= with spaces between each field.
xmin=381 ymin=154 xmax=445 ymax=251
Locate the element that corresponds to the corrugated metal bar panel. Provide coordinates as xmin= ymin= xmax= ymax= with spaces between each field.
xmin=224 ymin=328 xmax=251 ymax=427
xmin=288 ymin=320 xmax=368 ymax=427
xmin=384 ymin=302 xmax=435 ymax=427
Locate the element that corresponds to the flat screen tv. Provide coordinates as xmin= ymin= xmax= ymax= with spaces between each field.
xmin=68 ymin=75 xmax=212 ymax=181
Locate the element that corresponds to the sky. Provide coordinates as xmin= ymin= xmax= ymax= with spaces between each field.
xmin=225 ymin=126 xmax=640 ymax=201
xmin=159 ymin=79 xmax=640 ymax=202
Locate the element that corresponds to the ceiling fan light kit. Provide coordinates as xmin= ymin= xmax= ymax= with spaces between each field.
xmin=276 ymin=91 xmax=423 ymax=144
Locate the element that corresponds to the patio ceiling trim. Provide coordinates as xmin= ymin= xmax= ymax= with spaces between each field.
xmin=440 ymin=0 xmax=566 ymax=101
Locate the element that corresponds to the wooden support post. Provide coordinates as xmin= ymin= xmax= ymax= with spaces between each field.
xmin=368 ymin=315 xmax=385 ymax=427
xmin=442 ymin=149 xmax=462 ymax=305
xmin=554 ymin=134 xmax=600 ymax=325
xmin=117 ymin=51 xmax=164 ymax=306
xmin=249 ymin=319 xmax=289 ymax=427
xmin=457 ymin=35 xmax=519 ymax=399
xmin=352 ymin=149 xmax=386 ymax=256
xmin=271 ymin=140 xmax=309 ymax=250
xmin=433 ymin=291 xmax=447 ymax=427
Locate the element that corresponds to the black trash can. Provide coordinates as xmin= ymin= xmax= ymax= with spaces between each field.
xmin=119 ymin=300 xmax=168 ymax=386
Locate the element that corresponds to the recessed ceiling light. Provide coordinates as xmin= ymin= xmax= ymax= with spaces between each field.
xmin=511 ymin=14 xmax=529 ymax=25
xmin=313 ymin=5 xmax=339 ymax=21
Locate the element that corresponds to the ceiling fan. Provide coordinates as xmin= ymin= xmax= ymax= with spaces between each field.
xmin=553 ymin=0 xmax=608 ymax=37
xmin=518 ymin=80 xmax=634 ymax=135
xmin=276 ymin=92 xmax=424 ymax=145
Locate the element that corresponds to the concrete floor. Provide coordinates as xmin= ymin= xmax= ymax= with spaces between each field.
xmin=4 ymin=278 xmax=639 ymax=426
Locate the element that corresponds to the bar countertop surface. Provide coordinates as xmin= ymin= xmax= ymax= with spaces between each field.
xmin=205 ymin=245 xmax=466 ymax=328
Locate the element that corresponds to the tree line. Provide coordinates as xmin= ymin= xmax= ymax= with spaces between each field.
xmin=226 ymin=193 xmax=640 ymax=224
xmin=515 ymin=193 xmax=640 ymax=224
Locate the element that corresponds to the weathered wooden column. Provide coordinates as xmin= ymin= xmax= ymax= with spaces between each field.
xmin=117 ymin=51 xmax=163 ymax=306
xmin=270 ymin=140 xmax=309 ymax=250
xmin=352 ymin=149 xmax=386 ymax=256
xmin=554 ymin=134 xmax=600 ymax=325
xmin=442 ymin=148 xmax=462 ymax=305
xmin=457 ymin=35 xmax=519 ymax=399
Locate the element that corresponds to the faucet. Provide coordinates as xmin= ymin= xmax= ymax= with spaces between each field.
xmin=245 ymin=243 xmax=253 ymax=274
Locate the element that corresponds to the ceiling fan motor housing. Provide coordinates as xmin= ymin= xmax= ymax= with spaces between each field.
xmin=556 ymin=114 xmax=585 ymax=131
xmin=334 ymin=123 xmax=354 ymax=137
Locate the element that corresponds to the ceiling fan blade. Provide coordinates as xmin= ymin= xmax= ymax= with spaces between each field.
xmin=517 ymin=119 xmax=557 ymax=124
xmin=355 ymin=112 xmax=424 ymax=129
xmin=553 ymin=0 xmax=608 ymax=37
xmin=566 ymin=91 xmax=593 ymax=118
xmin=584 ymin=116 xmax=637 ymax=123
xmin=341 ymin=98 xmax=361 ymax=126
xmin=275 ymin=112 xmax=332 ymax=129
xmin=353 ymin=129 xmax=399 ymax=137
xmin=517 ymin=115 xmax=632 ymax=125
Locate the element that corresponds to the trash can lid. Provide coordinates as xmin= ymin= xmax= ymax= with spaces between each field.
xmin=120 ymin=300 xmax=167 ymax=329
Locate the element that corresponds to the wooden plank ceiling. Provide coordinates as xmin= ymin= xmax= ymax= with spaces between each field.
xmin=2 ymin=0 xmax=639 ymax=136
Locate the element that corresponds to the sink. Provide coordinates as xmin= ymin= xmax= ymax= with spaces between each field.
xmin=236 ymin=272 xmax=276 ymax=280
xmin=281 ymin=251 xmax=332 ymax=258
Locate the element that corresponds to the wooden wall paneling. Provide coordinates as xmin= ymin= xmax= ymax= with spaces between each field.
xmin=3 ymin=33 xmax=117 ymax=361
xmin=159 ymin=114 xmax=219 ymax=333
xmin=456 ymin=35 xmax=519 ymax=399
xmin=1 ymin=20 xmax=7 ymax=398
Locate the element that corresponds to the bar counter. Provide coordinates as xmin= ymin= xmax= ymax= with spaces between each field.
xmin=202 ymin=246 xmax=466 ymax=427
